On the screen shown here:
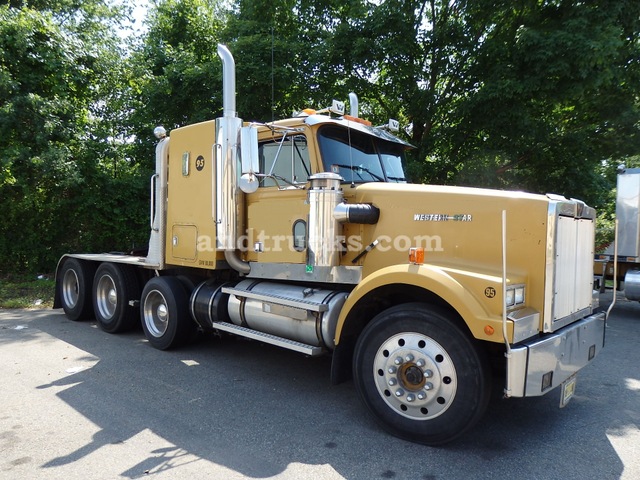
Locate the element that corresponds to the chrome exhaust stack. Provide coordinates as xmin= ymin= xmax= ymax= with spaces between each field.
xmin=216 ymin=44 xmax=250 ymax=274
xmin=349 ymin=92 xmax=359 ymax=117
xmin=218 ymin=45 xmax=237 ymax=118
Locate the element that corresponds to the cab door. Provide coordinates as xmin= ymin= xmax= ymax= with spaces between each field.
xmin=245 ymin=133 xmax=313 ymax=264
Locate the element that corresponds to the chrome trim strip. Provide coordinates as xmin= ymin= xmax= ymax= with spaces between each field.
xmin=543 ymin=201 xmax=558 ymax=332
xmin=62 ymin=253 xmax=156 ymax=267
xmin=146 ymin=138 xmax=169 ymax=269
xmin=215 ymin=116 xmax=243 ymax=251
xmin=247 ymin=262 xmax=362 ymax=284
xmin=550 ymin=306 xmax=593 ymax=331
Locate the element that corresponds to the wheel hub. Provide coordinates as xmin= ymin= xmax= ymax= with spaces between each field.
xmin=62 ymin=270 xmax=79 ymax=308
xmin=156 ymin=304 xmax=168 ymax=320
xmin=143 ymin=290 xmax=169 ymax=338
xmin=373 ymin=332 xmax=457 ymax=420
xmin=96 ymin=275 xmax=117 ymax=320
xmin=400 ymin=364 xmax=425 ymax=390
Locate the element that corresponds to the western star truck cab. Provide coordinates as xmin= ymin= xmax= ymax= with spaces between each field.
xmin=55 ymin=45 xmax=606 ymax=445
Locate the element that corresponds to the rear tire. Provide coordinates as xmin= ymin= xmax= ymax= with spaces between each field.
xmin=93 ymin=263 xmax=141 ymax=333
xmin=140 ymin=276 xmax=194 ymax=350
xmin=353 ymin=303 xmax=491 ymax=445
xmin=58 ymin=258 xmax=96 ymax=321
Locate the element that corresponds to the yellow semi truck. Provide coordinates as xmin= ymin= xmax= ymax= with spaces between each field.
xmin=54 ymin=45 xmax=606 ymax=445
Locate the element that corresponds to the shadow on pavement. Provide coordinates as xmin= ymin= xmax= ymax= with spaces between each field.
xmin=0 ymin=293 xmax=636 ymax=479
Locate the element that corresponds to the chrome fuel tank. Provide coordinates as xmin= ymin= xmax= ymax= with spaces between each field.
xmin=227 ymin=279 xmax=348 ymax=348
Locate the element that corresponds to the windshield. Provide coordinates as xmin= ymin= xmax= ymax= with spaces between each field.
xmin=317 ymin=126 xmax=407 ymax=184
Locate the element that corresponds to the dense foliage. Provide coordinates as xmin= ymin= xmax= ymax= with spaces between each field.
xmin=0 ymin=1 xmax=150 ymax=272
xmin=0 ymin=0 xmax=638 ymax=273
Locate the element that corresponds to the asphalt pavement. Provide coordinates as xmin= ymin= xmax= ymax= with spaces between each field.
xmin=0 ymin=291 xmax=638 ymax=480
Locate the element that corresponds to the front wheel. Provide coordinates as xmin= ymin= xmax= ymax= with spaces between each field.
xmin=353 ymin=303 xmax=491 ymax=445
xmin=140 ymin=276 xmax=194 ymax=350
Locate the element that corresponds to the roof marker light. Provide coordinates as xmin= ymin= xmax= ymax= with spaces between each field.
xmin=344 ymin=115 xmax=372 ymax=127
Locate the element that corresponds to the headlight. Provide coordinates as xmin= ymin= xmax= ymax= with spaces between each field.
xmin=506 ymin=284 xmax=526 ymax=309
xmin=505 ymin=288 xmax=515 ymax=307
xmin=514 ymin=286 xmax=525 ymax=305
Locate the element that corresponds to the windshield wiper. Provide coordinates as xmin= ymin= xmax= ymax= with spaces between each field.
xmin=331 ymin=163 xmax=385 ymax=182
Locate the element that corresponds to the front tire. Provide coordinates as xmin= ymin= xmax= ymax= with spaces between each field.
xmin=353 ymin=303 xmax=491 ymax=445
xmin=93 ymin=263 xmax=141 ymax=333
xmin=58 ymin=258 xmax=96 ymax=321
xmin=140 ymin=276 xmax=194 ymax=350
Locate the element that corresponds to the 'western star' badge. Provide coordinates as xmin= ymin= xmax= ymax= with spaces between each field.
xmin=414 ymin=214 xmax=473 ymax=222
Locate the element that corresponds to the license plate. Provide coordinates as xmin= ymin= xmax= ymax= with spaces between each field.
xmin=560 ymin=375 xmax=577 ymax=408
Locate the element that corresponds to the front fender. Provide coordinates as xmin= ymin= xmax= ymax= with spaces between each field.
xmin=335 ymin=264 xmax=510 ymax=344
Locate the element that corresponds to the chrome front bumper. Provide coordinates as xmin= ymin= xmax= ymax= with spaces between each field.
xmin=506 ymin=312 xmax=606 ymax=397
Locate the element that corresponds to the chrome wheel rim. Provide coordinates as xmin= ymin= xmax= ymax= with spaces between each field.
xmin=143 ymin=290 xmax=169 ymax=338
xmin=373 ymin=332 xmax=457 ymax=420
xmin=96 ymin=274 xmax=117 ymax=320
xmin=62 ymin=269 xmax=80 ymax=308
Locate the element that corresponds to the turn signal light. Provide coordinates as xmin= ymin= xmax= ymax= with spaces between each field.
xmin=409 ymin=247 xmax=425 ymax=265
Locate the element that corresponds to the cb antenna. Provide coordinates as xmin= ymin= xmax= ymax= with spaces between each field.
xmin=271 ymin=26 xmax=275 ymax=123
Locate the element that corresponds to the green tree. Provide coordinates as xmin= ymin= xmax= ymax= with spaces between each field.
xmin=2 ymin=0 xmax=638 ymax=273
xmin=0 ymin=2 xmax=148 ymax=272
xmin=224 ymin=0 xmax=376 ymax=118
xmin=456 ymin=0 xmax=640 ymax=207
xmin=223 ymin=0 xmax=305 ymax=121
xmin=344 ymin=1 xmax=639 ymax=206
xmin=124 ymin=0 xmax=226 ymax=160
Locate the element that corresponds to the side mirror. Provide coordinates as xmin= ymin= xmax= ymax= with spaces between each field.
xmin=239 ymin=126 xmax=259 ymax=193
xmin=240 ymin=126 xmax=259 ymax=174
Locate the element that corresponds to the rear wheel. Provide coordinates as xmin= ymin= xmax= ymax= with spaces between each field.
xmin=353 ymin=303 xmax=491 ymax=445
xmin=58 ymin=258 xmax=96 ymax=321
xmin=140 ymin=276 xmax=194 ymax=350
xmin=93 ymin=263 xmax=141 ymax=333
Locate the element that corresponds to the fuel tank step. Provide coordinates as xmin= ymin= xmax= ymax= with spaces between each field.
xmin=210 ymin=321 xmax=325 ymax=356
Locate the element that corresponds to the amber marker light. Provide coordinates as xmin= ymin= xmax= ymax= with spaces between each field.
xmin=409 ymin=247 xmax=425 ymax=265
xmin=484 ymin=325 xmax=495 ymax=336
xmin=343 ymin=114 xmax=373 ymax=126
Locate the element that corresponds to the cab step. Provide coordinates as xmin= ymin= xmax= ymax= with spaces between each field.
xmin=210 ymin=321 xmax=325 ymax=356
